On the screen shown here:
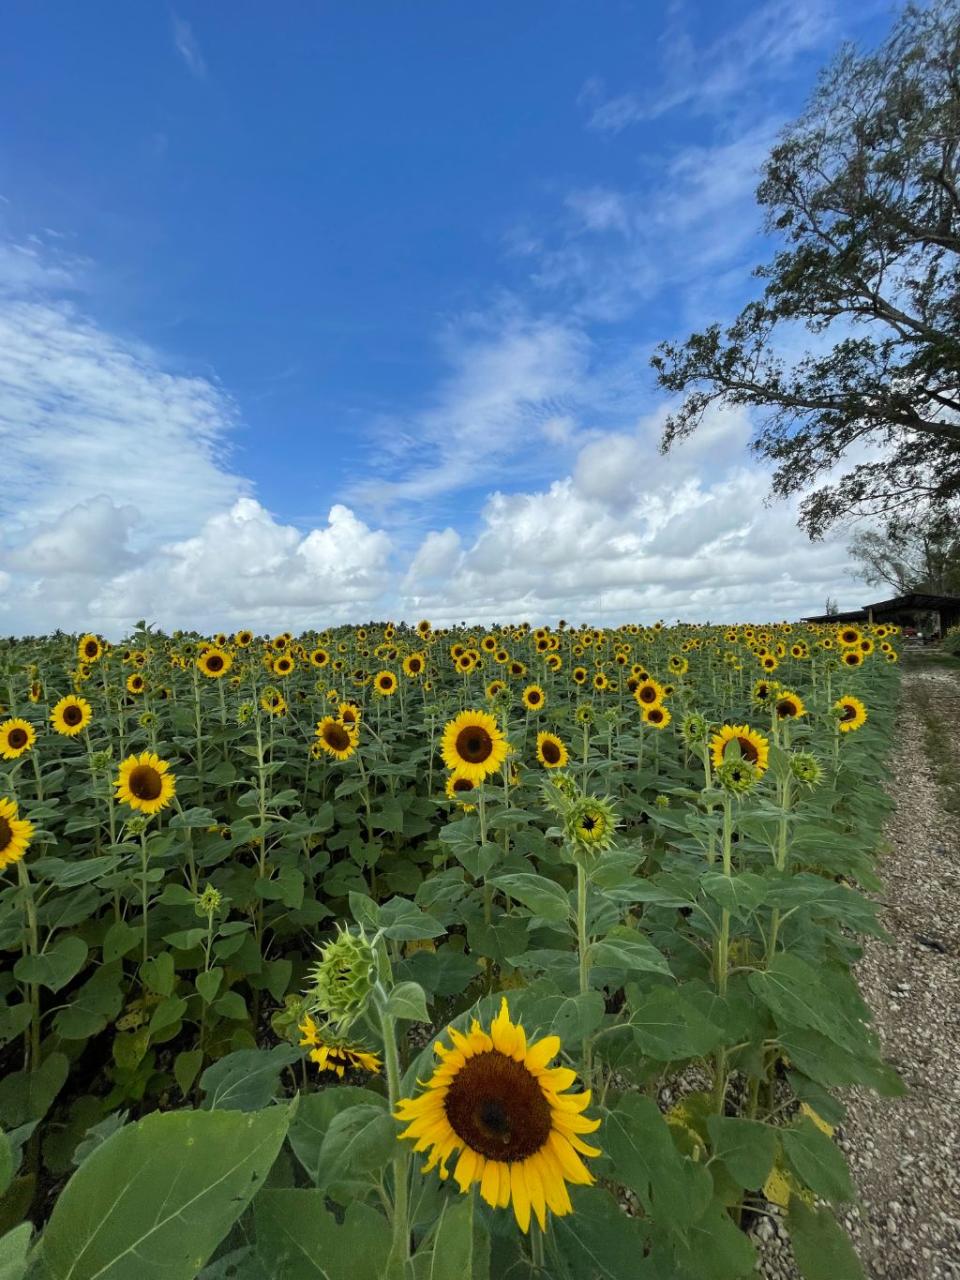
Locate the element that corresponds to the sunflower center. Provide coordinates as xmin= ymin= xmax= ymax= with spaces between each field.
xmin=776 ymin=699 xmax=797 ymax=718
xmin=129 ymin=764 xmax=163 ymax=801
xmin=8 ymin=728 xmax=28 ymax=749
xmin=840 ymin=704 xmax=857 ymax=721
xmin=63 ymin=705 xmax=83 ymax=726
xmin=542 ymin=740 xmax=561 ymax=764
xmin=0 ymin=816 xmax=12 ymax=849
xmin=639 ymin=687 xmax=656 ymax=703
xmin=324 ymin=723 xmax=352 ymax=751
xmin=207 ymin=655 xmax=224 ymax=672
xmin=734 ymin=736 xmax=759 ymax=763
xmin=84 ymin=641 xmax=98 ymax=657
xmin=444 ymin=1051 xmax=552 ymax=1161
xmin=452 ymin=777 xmax=474 ymax=793
xmin=456 ymin=727 xmax=493 ymax=764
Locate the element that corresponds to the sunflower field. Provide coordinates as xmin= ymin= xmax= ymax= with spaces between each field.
xmin=0 ymin=619 xmax=901 ymax=1279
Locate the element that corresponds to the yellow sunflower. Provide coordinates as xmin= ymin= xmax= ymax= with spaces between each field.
xmin=536 ymin=731 xmax=569 ymax=769
xmin=271 ymin=654 xmax=295 ymax=678
xmin=571 ymin=666 xmax=588 ymax=686
xmin=774 ymin=690 xmax=806 ymax=720
xmin=485 ymin=679 xmax=506 ymax=701
xmin=841 ymin=649 xmax=864 ymax=668
xmin=445 ymin=771 xmax=477 ymax=810
xmin=126 ymin=673 xmax=146 ymax=695
xmin=315 ymin=716 xmax=359 ymax=761
xmin=50 ymin=695 xmax=92 ymax=737
xmin=709 ymin=724 xmax=769 ymax=776
xmin=260 ymin=689 xmax=287 ymax=716
xmin=633 ymin=678 xmax=664 ymax=708
xmin=522 ymin=684 xmax=546 ymax=712
xmin=77 ymin=634 xmax=104 ymax=663
xmin=299 ymin=1015 xmax=381 ymax=1077
xmin=402 ymin=653 xmax=426 ymax=678
xmin=837 ymin=626 xmax=862 ymax=647
xmin=440 ymin=709 xmax=509 ymax=783
xmin=0 ymin=797 xmax=34 ymax=871
xmin=835 ymin=695 xmax=867 ymax=733
xmin=642 ymin=704 xmax=671 ymax=729
xmin=374 ymin=670 xmax=398 ymax=696
xmin=197 ymin=647 xmax=233 ymax=679
xmin=0 ymin=719 xmax=36 ymax=761
xmin=338 ymin=702 xmax=362 ymax=729
xmin=234 ymin=629 xmax=254 ymax=648
xmin=114 ymin=751 xmax=176 ymax=815
xmin=395 ymin=997 xmax=601 ymax=1233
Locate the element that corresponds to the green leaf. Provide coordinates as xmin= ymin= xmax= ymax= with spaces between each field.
xmin=552 ymin=1186 xmax=650 ymax=1279
xmin=0 ymin=1132 xmax=12 ymax=1198
xmin=677 ymin=1201 xmax=757 ymax=1279
xmin=629 ymin=986 xmax=724 ymax=1060
xmin=102 ymin=919 xmax=140 ymax=963
xmin=14 ymin=936 xmax=88 ymax=993
xmin=701 ymin=871 xmax=769 ymax=913
xmin=287 ymin=1088 xmax=384 ymax=1185
xmin=200 ymin=1046 xmax=299 ymax=1112
xmin=385 ymin=981 xmax=429 ymax=1023
xmin=787 ymin=1199 xmax=864 ymax=1280
xmin=423 ymin=1192 xmax=489 ymax=1280
xmin=490 ymin=873 xmax=571 ymax=923
xmin=36 ymin=1105 xmax=291 ymax=1280
xmin=54 ymin=965 xmax=124 ymax=1040
xmin=212 ymin=991 xmax=249 ymax=1021
xmin=749 ymin=956 xmax=866 ymax=1055
xmin=314 ymin=1104 xmax=396 ymax=1193
xmin=169 ymin=807 xmax=218 ymax=829
xmin=0 ymin=1222 xmax=31 ymax=1280
xmin=600 ymin=1094 xmax=710 ymax=1228
xmin=588 ymin=930 xmax=673 ymax=979
xmin=196 ymin=968 xmax=223 ymax=1004
xmin=149 ymin=996 xmax=188 ymax=1037
xmin=0 ymin=1053 xmax=69 ymax=1127
xmin=781 ymin=1117 xmax=854 ymax=1202
xmin=140 ymin=951 xmax=175 ymax=997
xmin=174 ymin=1050 xmax=204 ymax=1100
xmin=379 ymin=897 xmax=446 ymax=940
xmin=705 ymin=1116 xmax=777 ymax=1189
xmin=253 ymin=1190 xmax=392 ymax=1279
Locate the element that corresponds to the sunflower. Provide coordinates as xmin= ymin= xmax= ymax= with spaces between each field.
xmin=709 ymin=724 xmax=769 ymax=776
xmin=315 ymin=716 xmax=359 ymax=761
xmin=0 ymin=797 xmax=33 ymax=871
xmin=403 ymin=653 xmax=426 ymax=678
xmin=774 ymin=690 xmax=806 ymax=720
xmin=485 ymin=679 xmax=506 ymax=701
xmin=371 ymin=670 xmax=397 ymax=697
xmin=522 ymin=684 xmax=546 ymax=712
xmin=299 ymin=1015 xmax=381 ymax=1076
xmin=642 ymin=704 xmax=671 ymax=729
xmin=835 ymin=695 xmax=867 ymax=733
xmin=592 ymin=672 xmax=610 ymax=692
xmin=445 ymin=771 xmax=477 ymax=810
xmin=752 ymin=678 xmax=776 ymax=706
xmin=114 ymin=751 xmax=176 ymax=815
xmin=536 ymin=731 xmax=569 ymax=769
xmin=338 ymin=701 xmax=362 ymax=729
xmin=761 ymin=654 xmax=779 ymax=672
xmin=395 ymin=997 xmax=600 ymax=1232
xmin=197 ymin=647 xmax=234 ymax=679
xmin=271 ymin=654 xmax=295 ymax=678
xmin=77 ymin=634 xmax=104 ymax=663
xmin=545 ymin=653 xmax=562 ymax=672
xmin=837 ymin=626 xmax=862 ymax=648
xmin=260 ymin=689 xmax=287 ymax=716
xmin=841 ymin=649 xmax=864 ymax=668
xmin=571 ymin=666 xmax=588 ymax=686
xmin=441 ymin=709 xmax=509 ymax=782
xmin=50 ymin=695 xmax=92 ymax=737
xmin=633 ymin=678 xmax=664 ymax=708
xmin=0 ymin=719 xmax=36 ymax=761
xmin=667 ymin=655 xmax=688 ymax=676
xmin=234 ymin=630 xmax=254 ymax=648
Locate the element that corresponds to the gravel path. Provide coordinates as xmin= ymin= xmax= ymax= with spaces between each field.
xmin=758 ymin=665 xmax=960 ymax=1279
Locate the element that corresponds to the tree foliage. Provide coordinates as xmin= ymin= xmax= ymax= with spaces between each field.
xmin=849 ymin=510 xmax=960 ymax=595
xmin=652 ymin=1 xmax=960 ymax=537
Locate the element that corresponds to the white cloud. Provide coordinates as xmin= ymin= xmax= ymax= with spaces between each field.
xmin=5 ymin=495 xmax=138 ymax=576
xmin=172 ymin=15 xmax=206 ymax=78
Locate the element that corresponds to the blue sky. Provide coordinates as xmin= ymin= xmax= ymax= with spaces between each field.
xmin=0 ymin=0 xmax=894 ymax=633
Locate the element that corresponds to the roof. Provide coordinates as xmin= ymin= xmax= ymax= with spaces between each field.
xmin=803 ymin=592 xmax=960 ymax=624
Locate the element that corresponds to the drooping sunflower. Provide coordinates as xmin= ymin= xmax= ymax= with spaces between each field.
xmin=835 ymin=695 xmax=868 ymax=733
xmin=441 ymin=709 xmax=509 ymax=782
xmin=198 ymin=647 xmax=234 ymax=679
xmin=299 ymin=1015 xmax=381 ymax=1077
xmin=260 ymin=688 xmax=287 ymax=716
xmin=77 ymin=634 xmax=104 ymax=663
xmin=395 ymin=996 xmax=600 ymax=1233
xmin=374 ymin=670 xmax=398 ymax=697
xmin=445 ymin=771 xmax=477 ymax=810
xmin=752 ymin=678 xmax=776 ymax=706
xmin=50 ymin=695 xmax=92 ymax=737
xmin=774 ymin=691 xmax=806 ymax=720
xmin=403 ymin=653 xmax=426 ymax=678
xmin=536 ymin=731 xmax=569 ymax=769
xmin=522 ymin=684 xmax=546 ymax=712
xmin=0 ymin=797 xmax=34 ymax=871
xmin=315 ymin=716 xmax=359 ymax=761
xmin=0 ymin=719 xmax=36 ymax=761
xmin=114 ymin=751 xmax=176 ymax=815
xmin=709 ymin=724 xmax=769 ymax=776
xmin=642 ymin=704 xmax=671 ymax=729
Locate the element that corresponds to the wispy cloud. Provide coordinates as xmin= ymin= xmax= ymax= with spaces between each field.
xmin=172 ymin=14 xmax=206 ymax=79
xmin=582 ymin=0 xmax=834 ymax=130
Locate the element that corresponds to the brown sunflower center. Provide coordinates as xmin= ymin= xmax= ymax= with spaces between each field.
xmin=528 ymin=691 xmax=542 ymax=704
xmin=444 ymin=1051 xmax=552 ymax=1162
xmin=648 ymin=709 xmax=664 ymax=724
xmin=84 ymin=641 xmax=98 ymax=657
xmin=638 ymin=686 xmax=656 ymax=703
xmin=379 ymin=676 xmax=392 ymax=688
xmin=0 ymin=816 xmax=12 ymax=850
xmin=128 ymin=764 xmax=163 ymax=801
xmin=207 ymin=655 xmax=224 ymax=672
xmin=8 ymin=728 xmax=28 ymax=749
xmin=541 ymin=739 xmax=561 ymax=764
xmin=323 ymin=723 xmax=352 ymax=751
xmin=409 ymin=659 xmax=422 ymax=672
xmin=840 ymin=704 xmax=857 ymax=721
xmin=776 ymin=699 xmax=797 ymax=718
xmin=733 ymin=735 xmax=759 ymax=763
xmin=456 ymin=726 xmax=493 ymax=764
xmin=452 ymin=777 xmax=474 ymax=794
xmin=63 ymin=704 xmax=83 ymax=726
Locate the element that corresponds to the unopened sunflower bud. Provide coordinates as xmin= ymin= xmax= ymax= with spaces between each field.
xmin=716 ymin=759 xmax=760 ymax=794
xmin=138 ymin=711 xmax=157 ymax=729
xmin=789 ymin=751 xmax=823 ymax=789
xmin=237 ymin=701 xmax=255 ymax=724
xmin=574 ymin=704 xmax=594 ymax=726
xmin=654 ymin=793 xmax=670 ymax=809
xmin=681 ymin=712 xmax=709 ymax=746
xmin=195 ymin=884 xmax=223 ymax=917
xmin=125 ymin=815 xmax=149 ymax=837
xmin=565 ymin=794 xmax=619 ymax=856
xmin=307 ymin=927 xmax=376 ymax=1031
xmin=90 ymin=749 xmax=113 ymax=773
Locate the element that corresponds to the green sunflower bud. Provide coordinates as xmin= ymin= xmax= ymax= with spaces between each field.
xmin=195 ymin=884 xmax=223 ymax=918
xmin=715 ymin=759 xmax=760 ymax=794
xmin=307 ymin=926 xmax=376 ymax=1031
xmin=789 ymin=750 xmax=823 ymax=789
xmin=574 ymin=704 xmax=594 ymax=726
xmin=565 ymin=793 xmax=619 ymax=857
xmin=681 ymin=712 xmax=708 ymax=746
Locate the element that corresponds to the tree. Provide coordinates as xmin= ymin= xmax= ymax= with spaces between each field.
xmin=824 ymin=597 xmax=840 ymax=616
xmin=651 ymin=1 xmax=960 ymax=538
xmin=849 ymin=509 xmax=960 ymax=594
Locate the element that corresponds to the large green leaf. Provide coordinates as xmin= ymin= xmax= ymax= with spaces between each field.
xmin=551 ymin=1186 xmax=651 ymax=1279
xmin=14 ymin=937 xmax=88 ymax=993
xmin=600 ymin=1095 xmax=711 ymax=1228
xmin=200 ymin=1046 xmax=299 ymax=1112
xmin=588 ymin=930 xmax=673 ymax=980
xmin=253 ymin=1189 xmax=393 ymax=1280
xmin=490 ymin=874 xmax=571 ymax=923
xmin=781 ymin=1117 xmax=854 ymax=1201
xmin=286 ymin=1088 xmax=385 ymax=1184
xmin=36 ymin=1105 xmax=290 ymax=1280
xmin=787 ymin=1200 xmax=864 ymax=1280
xmin=629 ymin=986 xmax=724 ymax=1060
xmin=416 ymin=1193 xmax=489 ymax=1280
xmin=0 ymin=1222 xmax=31 ymax=1280
xmin=705 ymin=1116 xmax=777 ymax=1189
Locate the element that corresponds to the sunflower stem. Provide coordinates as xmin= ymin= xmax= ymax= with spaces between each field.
xmin=576 ymin=861 xmax=593 ymax=1086
xmin=377 ymin=999 xmax=410 ymax=1267
xmin=139 ymin=827 xmax=151 ymax=968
